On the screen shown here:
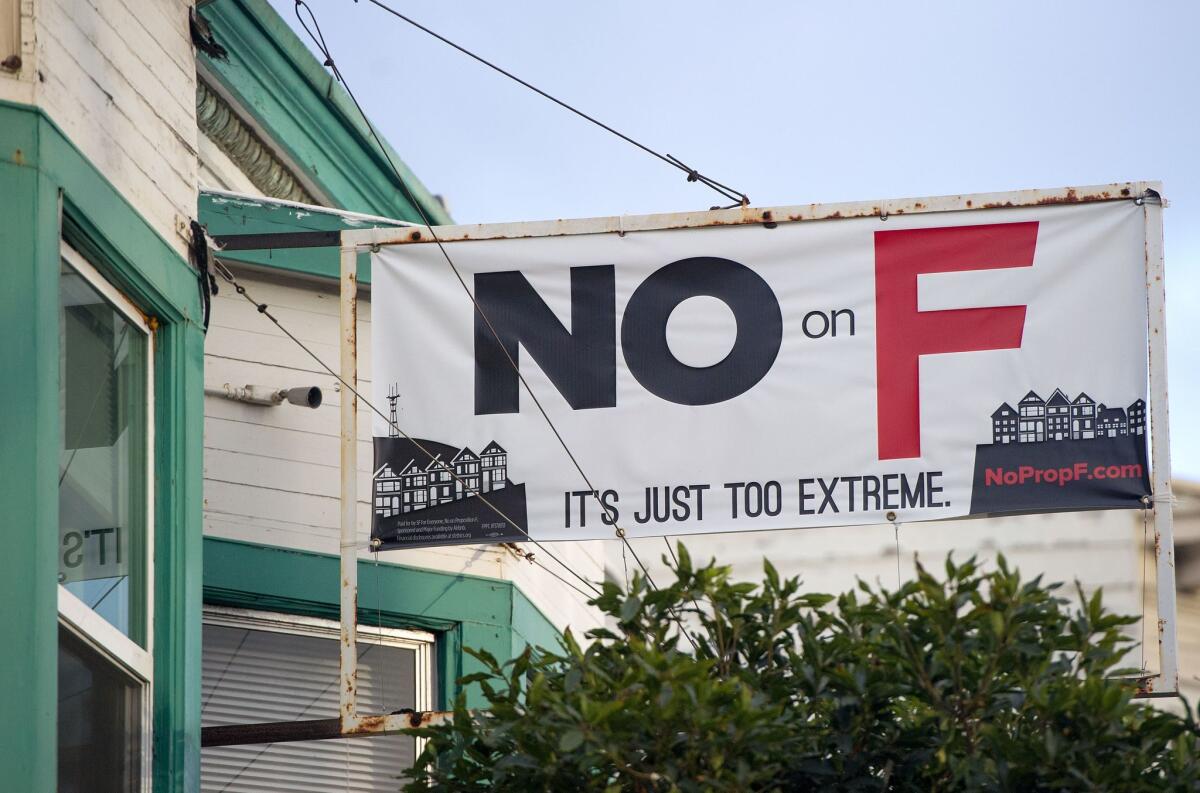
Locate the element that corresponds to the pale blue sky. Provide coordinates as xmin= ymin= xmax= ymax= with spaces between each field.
xmin=275 ymin=0 xmax=1199 ymax=479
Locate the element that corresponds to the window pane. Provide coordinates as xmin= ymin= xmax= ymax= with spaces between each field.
xmin=59 ymin=258 xmax=148 ymax=644
xmin=201 ymin=623 xmax=420 ymax=792
xmin=58 ymin=626 xmax=143 ymax=793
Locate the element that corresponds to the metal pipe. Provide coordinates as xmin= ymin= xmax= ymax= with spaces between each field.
xmin=201 ymin=711 xmax=454 ymax=747
xmin=204 ymin=384 xmax=323 ymax=408
xmin=1144 ymin=191 xmax=1179 ymax=696
xmin=339 ymin=241 xmax=360 ymax=729
xmin=204 ymin=384 xmax=284 ymax=406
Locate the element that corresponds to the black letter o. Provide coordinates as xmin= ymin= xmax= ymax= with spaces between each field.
xmin=621 ymin=257 xmax=782 ymax=405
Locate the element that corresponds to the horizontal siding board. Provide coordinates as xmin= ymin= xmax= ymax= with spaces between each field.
xmin=205 ymin=324 xmax=370 ymax=377
xmin=204 ymin=356 xmax=372 ymax=402
xmin=37 ymin=66 xmax=191 ymax=251
xmin=43 ymin=0 xmax=196 ymax=136
xmin=205 ymin=447 xmax=370 ymax=501
xmin=110 ymin=0 xmax=194 ymax=76
xmin=205 ymin=416 xmax=373 ymax=468
xmin=210 ymin=273 xmax=365 ymax=319
xmin=39 ymin=8 xmax=197 ymax=188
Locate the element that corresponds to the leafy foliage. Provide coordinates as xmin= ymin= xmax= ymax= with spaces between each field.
xmin=403 ymin=551 xmax=1199 ymax=791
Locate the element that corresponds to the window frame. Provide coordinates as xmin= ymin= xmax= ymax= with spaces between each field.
xmin=201 ymin=606 xmax=436 ymax=773
xmin=57 ymin=240 xmax=155 ymax=793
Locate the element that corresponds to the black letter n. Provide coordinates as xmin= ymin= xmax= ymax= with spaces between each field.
xmin=474 ymin=265 xmax=616 ymax=414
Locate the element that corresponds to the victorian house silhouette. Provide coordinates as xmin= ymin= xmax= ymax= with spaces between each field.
xmin=373 ymin=442 xmax=509 ymax=520
xmin=991 ymin=390 xmax=1146 ymax=445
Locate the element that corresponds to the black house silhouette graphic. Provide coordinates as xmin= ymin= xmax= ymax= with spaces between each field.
xmin=373 ymin=441 xmax=509 ymax=520
xmin=990 ymin=390 xmax=1145 ymax=445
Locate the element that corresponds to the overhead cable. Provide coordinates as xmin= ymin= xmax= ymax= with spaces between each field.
xmin=357 ymin=0 xmax=750 ymax=208
xmin=291 ymin=2 xmax=702 ymax=651
xmin=292 ymin=0 xmax=661 ymax=593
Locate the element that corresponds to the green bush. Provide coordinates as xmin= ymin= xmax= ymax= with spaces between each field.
xmin=403 ymin=551 xmax=1199 ymax=791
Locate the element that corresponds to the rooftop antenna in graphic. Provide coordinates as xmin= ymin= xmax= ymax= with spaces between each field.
xmin=386 ymin=382 xmax=400 ymax=438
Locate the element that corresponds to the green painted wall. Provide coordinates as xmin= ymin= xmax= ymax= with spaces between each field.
xmin=0 ymin=132 xmax=60 ymax=793
xmin=0 ymin=101 xmax=205 ymax=792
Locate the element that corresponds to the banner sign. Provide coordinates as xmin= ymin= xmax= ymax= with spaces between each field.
xmin=370 ymin=195 xmax=1152 ymax=549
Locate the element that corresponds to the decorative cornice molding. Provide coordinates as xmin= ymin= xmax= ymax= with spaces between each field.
xmin=196 ymin=79 xmax=316 ymax=205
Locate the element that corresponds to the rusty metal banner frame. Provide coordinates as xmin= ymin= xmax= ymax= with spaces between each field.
xmin=333 ymin=242 xmax=456 ymax=742
xmin=331 ymin=181 xmax=1177 ymax=738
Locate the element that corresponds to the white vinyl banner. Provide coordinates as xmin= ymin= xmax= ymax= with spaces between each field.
xmin=369 ymin=197 xmax=1152 ymax=549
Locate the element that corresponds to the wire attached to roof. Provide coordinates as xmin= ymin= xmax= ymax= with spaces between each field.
xmin=293 ymin=0 xmax=659 ymax=574
xmin=353 ymin=0 xmax=750 ymax=208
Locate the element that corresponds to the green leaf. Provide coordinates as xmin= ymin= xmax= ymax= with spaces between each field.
xmin=558 ymin=729 xmax=585 ymax=753
xmin=989 ymin=611 xmax=1005 ymax=637
xmin=619 ymin=595 xmax=642 ymax=623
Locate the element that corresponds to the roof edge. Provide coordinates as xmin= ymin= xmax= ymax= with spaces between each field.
xmin=197 ymin=0 xmax=453 ymax=225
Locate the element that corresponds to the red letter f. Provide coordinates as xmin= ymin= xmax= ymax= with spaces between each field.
xmin=875 ymin=221 xmax=1038 ymax=460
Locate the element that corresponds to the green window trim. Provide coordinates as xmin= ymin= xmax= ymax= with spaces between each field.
xmin=202 ymin=537 xmax=562 ymax=710
xmin=0 ymin=100 xmax=205 ymax=793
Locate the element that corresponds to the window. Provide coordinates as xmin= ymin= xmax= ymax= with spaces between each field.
xmin=201 ymin=608 xmax=434 ymax=792
xmin=58 ymin=244 xmax=154 ymax=792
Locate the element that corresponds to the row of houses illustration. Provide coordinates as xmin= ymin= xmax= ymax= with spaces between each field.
xmin=373 ymin=442 xmax=508 ymax=519
xmin=991 ymin=389 xmax=1145 ymax=444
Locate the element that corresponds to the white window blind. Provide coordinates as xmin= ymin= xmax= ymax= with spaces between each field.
xmin=200 ymin=609 xmax=434 ymax=792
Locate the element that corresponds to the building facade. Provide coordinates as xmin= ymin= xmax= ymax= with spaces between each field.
xmin=992 ymin=403 xmax=1018 ymax=443
xmin=1018 ymin=390 xmax=1047 ymax=443
xmin=1072 ymin=392 xmax=1097 ymax=439
xmin=0 ymin=2 xmax=1188 ymax=789
xmin=0 ymin=1 xmax=603 ymax=790
xmin=0 ymin=1 xmax=204 ymax=790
